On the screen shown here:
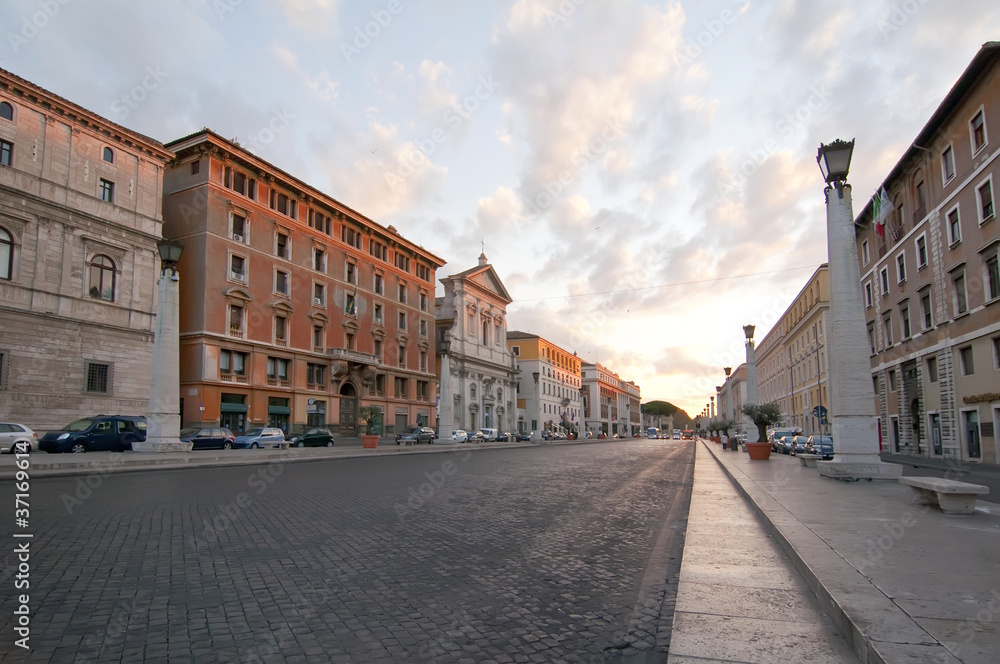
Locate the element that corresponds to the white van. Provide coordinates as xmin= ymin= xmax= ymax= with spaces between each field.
xmin=479 ymin=428 xmax=498 ymax=441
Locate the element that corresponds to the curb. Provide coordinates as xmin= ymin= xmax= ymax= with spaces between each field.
xmin=700 ymin=440 xmax=959 ymax=664
xmin=0 ymin=437 xmax=627 ymax=480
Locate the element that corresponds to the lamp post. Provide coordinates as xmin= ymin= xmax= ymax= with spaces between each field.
xmin=133 ymin=239 xmax=192 ymax=453
xmin=724 ymin=367 xmax=733 ymax=424
xmin=742 ymin=324 xmax=760 ymax=442
xmin=815 ymin=139 xmax=900 ymax=480
xmin=532 ymin=371 xmax=542 ymax=442
xmin=579 ymin=385 xmax=587 ymax=439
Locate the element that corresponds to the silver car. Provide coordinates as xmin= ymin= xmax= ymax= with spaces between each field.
xmin=0 ymin=423 xmax=36 ymax=454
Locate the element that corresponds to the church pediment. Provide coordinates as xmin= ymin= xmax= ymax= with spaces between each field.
xmin=466 ymin=267 xmax=512 ymax=303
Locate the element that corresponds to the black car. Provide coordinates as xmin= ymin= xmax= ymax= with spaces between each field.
xmin=180 ymin=427 xmax=236 ymax=450
xmin=804 ymin=435 xmax=834 ymax=459
xmin=288 ymin=428 xmax=335 ymax=447
xmin=40 ymin=415 xmax=146 ymax=453
xmin=395 ymin=427 xmax=437 ymax=445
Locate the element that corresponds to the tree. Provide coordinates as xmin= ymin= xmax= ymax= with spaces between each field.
xmin=741 ymin=402 xmax=783 ymax=443
xmin=357 ymin=405 xmax=382 ymax=435
xmin=641 ymin=401 xmax=679 ymax=418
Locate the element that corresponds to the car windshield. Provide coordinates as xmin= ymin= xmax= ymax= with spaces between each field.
xmin=65 ymin=419 xmax=95 ymax=431
xmin=242 ymin=429 xmax=262 ymax=437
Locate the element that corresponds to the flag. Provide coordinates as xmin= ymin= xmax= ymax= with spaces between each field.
xmin=872 ymin=187 xmax=892 ymax=237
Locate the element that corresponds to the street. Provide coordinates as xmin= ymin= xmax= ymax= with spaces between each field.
xmin=1 ymin=439 xmax=694 ymax=663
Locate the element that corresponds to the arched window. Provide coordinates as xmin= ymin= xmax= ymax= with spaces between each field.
xmin=0 ymin=101 xmax=13 ymax=122
xmin=0 ymin=227 xmax=13 ymax=280
xmin=481 ymin=319 xmax=489 ymax=345
xmin=102 ymin=146 xmax=114 ymax=163
xmin=88 ymin=255 xmax=116 ymax=301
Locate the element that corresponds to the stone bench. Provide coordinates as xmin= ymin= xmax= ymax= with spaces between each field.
xmin=277 ymin=441 xmax=292 ymax=450
xmin=898 ymin=476 xmax=989 ymax=515
xmin=797 ymin=453 xmax=822 ymax=468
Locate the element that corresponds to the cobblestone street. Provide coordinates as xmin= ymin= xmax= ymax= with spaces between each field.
xmin=1 ymin=440 xmax=694 ymax=663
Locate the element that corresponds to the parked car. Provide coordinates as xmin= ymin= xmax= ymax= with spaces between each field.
xmin=288 ymin=428 xmax=334 ymax=447
xmin=395 ymin=427 xmax=437 ymax=445
xmin=180 ymin=426 xmax=236 ymax=450
xmin=478 ymin=428 xmax=498 ymax=442
xmin=0 ymin=423 xmax=37 ymax=454
xmin=791 ymin=436 xmax=810 ymax=455
xmin=517 ymin=431 xmax=532 ymax=441
xmin=672 ymin=432 xmax=681 ymax=440
xmin=469 ymin=430 xmax=486 ymax=443
xmin=805 ymin=435 xmax=834 ymax=459
xmin=232 ymin=428 xmax=285 ymax=449
xmin=551 ymin=431 xmax=567 ymax=440
xmin=451 ymin=430 xmax=469 ymax=443
xmin=40 ymin=415 xmax=146 ymax=453
xmin=771 ymin=434 xmax=794 ymax=453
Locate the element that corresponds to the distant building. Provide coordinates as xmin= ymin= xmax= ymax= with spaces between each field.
xmin=162 ymin=129 xmax=443 ymax=436
xmin=506 ymin=331 xmax=583 ymax=435
xmin=754 ymin=265 xmax=830 ymax=435
xmin=581 ymin=362 xmax=637 ymax=437
xmin=855 ymin=42 xmax=1000 ymax=463
xmin=435 ymin=254 xmax=518 ymax=434
xmin=0 ymin=67 xmax=173 ymax=429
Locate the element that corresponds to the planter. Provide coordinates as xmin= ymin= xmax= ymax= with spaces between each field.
xmin=710 ymin=436 xmax=721 ymax=443
xmin=361 ymin=434 xmax=379 ymax=449
xmin=745 ymin=442 xmax=771 ymax=460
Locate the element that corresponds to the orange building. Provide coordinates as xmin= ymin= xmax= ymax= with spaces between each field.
xmin=162 ymin=130 xmax=444 ymax=436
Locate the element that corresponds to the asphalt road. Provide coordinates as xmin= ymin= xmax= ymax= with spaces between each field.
xmin=1 ymin=439 xmax=695 ymax=663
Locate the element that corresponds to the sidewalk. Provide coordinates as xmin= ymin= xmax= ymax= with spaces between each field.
xmin=668 ymin=442 xmax=859 ymax=663
xmin=691 ymin=439 xmax=1000 ymax=664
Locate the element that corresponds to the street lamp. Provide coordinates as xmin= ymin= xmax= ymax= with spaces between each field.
xmin=133 ymin=239 xmax=191 ymax=452
xmin=741 ymin=324 xmax=760 ymax=443
xmin=817 ymin=139 xmax=855 ymax=189
xmin=815 ymin=139 xmax=900 ymax=480
xmin=532 ymin=371 xmax=542 ymax=442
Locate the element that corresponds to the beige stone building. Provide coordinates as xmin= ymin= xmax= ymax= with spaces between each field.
xmin=0 ymin=68 xmax=173 ymax=430
xmin=506 ymin=331 xmax=582 ymax=435
xmin=753 ymin=265 xmax=831 ymax=435
xmin=856 ymin=42 xmax=1000 ymax=464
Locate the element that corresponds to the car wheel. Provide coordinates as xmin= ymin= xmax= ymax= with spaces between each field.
xmin=251 ymin=442 xmax=259 ymax=449
xmin=296 ymin=441 xmax=304 ymax=447
xmin=223 ymin=442 xmax=233 ymax=449
xmin=70 ymin=442 xmax=88 ymax=453
xmin=326 ymin=441 xmax=334 ymax=447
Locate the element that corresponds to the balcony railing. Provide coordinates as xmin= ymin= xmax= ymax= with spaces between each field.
xmin=229 ymin=326 xmax=244 ymax=339
xmin=221 ymin=373 xmax=249 ymax=384
xmin=275 ymin=338 xmax=287 ymax=347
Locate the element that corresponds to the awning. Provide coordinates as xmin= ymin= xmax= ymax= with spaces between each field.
xmin=220 ymin=403 xmax=248 ymax=413
xmin=267 ymin=406 xmax=292 ymax=415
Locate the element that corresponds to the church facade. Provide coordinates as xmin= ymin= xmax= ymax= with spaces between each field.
xmin=435 ymin=254 xmax=518 ymax=435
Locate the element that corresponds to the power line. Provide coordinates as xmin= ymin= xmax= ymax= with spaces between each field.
xmin=514 ymin=265 xmax=818 ymax=303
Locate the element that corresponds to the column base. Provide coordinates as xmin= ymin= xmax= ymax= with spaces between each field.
xmin=816 ymin=457 xmax=902 ymax=481
xmin=132 ymin=438 xmax=193 ymax=453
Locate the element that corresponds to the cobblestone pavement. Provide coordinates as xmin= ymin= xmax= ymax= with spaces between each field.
xmin=1 ymin=439 xmax=694 ymax=663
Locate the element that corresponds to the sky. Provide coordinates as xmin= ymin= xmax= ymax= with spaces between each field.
xmin=3 ymin=0 xmax=999 ymax=417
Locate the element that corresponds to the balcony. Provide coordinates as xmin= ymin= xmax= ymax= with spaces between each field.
xmin=228 ymin=326 xmax=244 ymax=339
xmin=275 ymin=338 xmax=288 ymax=347
xmin=221 ymin=373 xmax=249 ymax=384
xmin=328 ymin=348 xmax=379 ymax=365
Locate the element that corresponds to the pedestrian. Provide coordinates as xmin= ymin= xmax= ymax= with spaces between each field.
xmin=721 ymin=432 xmax=729 ymax=450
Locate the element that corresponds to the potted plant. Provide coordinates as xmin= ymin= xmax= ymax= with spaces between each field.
xmin=358 ymin=405 xmax=382 ymax=449
xmin=741 ymin=402 xmax=783 ymax=460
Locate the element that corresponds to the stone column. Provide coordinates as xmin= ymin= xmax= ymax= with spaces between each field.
xmin=817 ymin=182 xmax=901 ymax=479
xmin=134 ymin=267 xmax=192 ymax=453
xmin=439 ymin=351 xmax=454 ymax=435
